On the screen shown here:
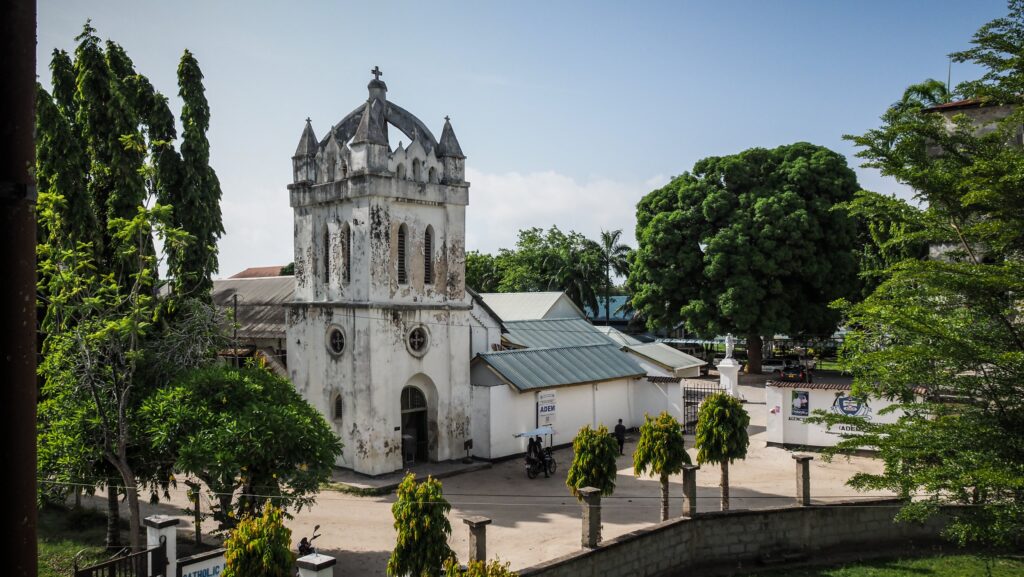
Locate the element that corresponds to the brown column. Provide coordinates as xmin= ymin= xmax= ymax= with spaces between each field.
xmin=463 ymin=516 xmax=492 ymax=563
xmin=579 ymin=487 xmax=602 ymax=549
xmin=681 ymin=464 xmax=700 ymax=517
xmin=793 ymin=454 xmax=813 ymax=506
xmin=0 ymin=1 xmax=38 ymax=576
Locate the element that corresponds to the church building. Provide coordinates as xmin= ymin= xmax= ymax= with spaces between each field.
xmin=285 ymin=68 xmax=497 ymax=476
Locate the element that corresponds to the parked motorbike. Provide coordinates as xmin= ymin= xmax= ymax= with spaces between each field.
xmin=298 ymin=524 xmax=321 ymax=557
xmin=526 ymin=447 xmax=557 ymax=479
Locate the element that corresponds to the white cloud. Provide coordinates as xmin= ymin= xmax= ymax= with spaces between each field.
xmin=464 ymin=168 xmax=668 ymax=254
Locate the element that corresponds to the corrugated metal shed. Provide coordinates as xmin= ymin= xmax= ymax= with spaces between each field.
xmin=596 ymin=326 xmax=643 ymax=346
xmin=625 ymin=342 xmax=706 ymax=371
xmin=212 ymin=276 xmax=295 ymax=339
xmin=475 ymin=343 xmax=645 ymax=391
xmin=477 ymin=292 xmax=583 ymax=321
xmin=504 ymin=318 xmax=615 ymax=348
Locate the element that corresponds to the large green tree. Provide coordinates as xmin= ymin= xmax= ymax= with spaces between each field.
xmin=629 ymin=142 xmax=861 ymax=372
xmin=166 ymin=49 xmax=224 ymax=299
xmin=819 ymin=0 xmax=1024 ymax=547
xmin=144 ymin=365 xmax=342 ymax=529
xmin=36 ymin=23 xmax=226 ymax=549
xmin=633 ymin=412 xmax=690 ymax=521
xmin=694 ymin=392 xmax=749 ymax=511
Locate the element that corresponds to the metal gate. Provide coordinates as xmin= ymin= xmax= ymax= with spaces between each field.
xmin=74 ymin=536 xmax=167 ymax=577
xmin=681 ymin=380 xmax=721 ymax=434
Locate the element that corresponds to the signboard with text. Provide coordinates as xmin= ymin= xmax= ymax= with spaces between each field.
xmin=537 ymin=390 xmax=556 ymax=427
xmin=177 ymin=549 xmax=225 ymax=577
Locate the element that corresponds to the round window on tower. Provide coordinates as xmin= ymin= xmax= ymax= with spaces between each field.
xmin=326 ymin=326 xmax=346 ymax=356
xmin=406 ymin=325 xmax=429 ymax=358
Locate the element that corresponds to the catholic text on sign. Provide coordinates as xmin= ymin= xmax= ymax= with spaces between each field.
xmin=179 ymin=550 xmax=225 ymax=577
xmin=537 ymin=391 xmax=556 ymax=427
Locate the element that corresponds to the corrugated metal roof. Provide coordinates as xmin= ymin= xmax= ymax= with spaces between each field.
xmin=212 ymin=276 xmax=295 ymax=339
xmin=625 ymin=343 xmax=706 ymax=371
xmin=230 ymin=265 xmax=288 ymax=279
xmin=504 ymin=318 xmax=615 ymax=348
xmin=478 ymin=292 xmax=581 ymax=320
xmin=596 ymin=326 xmax=643 ymax=346
xmin=476 ymin=344 xmax=645 ymax=391
xmin=767 ymin=381 xmax=928 ymax=395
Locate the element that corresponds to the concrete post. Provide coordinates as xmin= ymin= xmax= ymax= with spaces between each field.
xmin=463 ymin=516 xmax=492 ymax=563
xmin=681 ymin=464 xmax=700 ymax=518
xmin=793 ymin=454 xmax=814 ymax=506
xmin=579 ymin=487 xmax=602 ymax=549
xmin=144 ymin=515 xmax=179 ymax=577
xmin=717 ymin=358 xmax=741 ymax=397
xmin=297 ymin=553 xmax=336 ymax=577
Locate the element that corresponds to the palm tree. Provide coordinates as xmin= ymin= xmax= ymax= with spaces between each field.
xmin=549 ymin=235 xmax=602 ymax=314
xmin=598 ymin=229 xmax=632 ymax=324
xmin=695 ymin=392 xmax=750 ymax=511
xmin=893 ymin=78 xmax=952 ymax=110
xmin=634 ymin=412 xmax=691 ymax=521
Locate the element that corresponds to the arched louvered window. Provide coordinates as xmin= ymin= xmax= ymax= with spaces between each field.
xmin=397 ymin=224 xmax=408 ymax=284
xmin=341 ymin=222 xmax=351 ymax=284
xmin=322 ymin=228 xmax=331 ymax=285
xmin=333 ymin=394 xmax=343 ymax=421
xmin=424 ymin=226 xmax=433 ymax=285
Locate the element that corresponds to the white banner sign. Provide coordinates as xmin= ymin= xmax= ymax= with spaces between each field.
xmin=537 ymin=390 xmax=556 ymax=427
xmin=179 ymin=552 xmax=225 ymax=577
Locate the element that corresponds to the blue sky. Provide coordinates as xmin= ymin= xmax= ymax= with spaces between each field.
xmin=38 ymin=1 xmax=1006 ymax=277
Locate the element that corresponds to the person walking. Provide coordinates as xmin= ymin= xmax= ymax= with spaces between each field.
xmin=614 ymin=418 xmax=626 ymax=455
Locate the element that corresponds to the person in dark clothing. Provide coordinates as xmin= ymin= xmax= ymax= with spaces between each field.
xmin=614 ymin=419 xmax=626 ymax=455
xmin=527 ymin=436 xmax=537 ymax=460
xmin=534 ymin=435 xmax=549 ymax=477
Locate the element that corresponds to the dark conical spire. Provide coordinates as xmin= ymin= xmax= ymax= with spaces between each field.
xmin=436 ymin=116 xmax=464 ymax=159
xmin=294 ymin=118 xmax=318 ymax=157
xmin=352 ymin=99 xmax=388 ymax=146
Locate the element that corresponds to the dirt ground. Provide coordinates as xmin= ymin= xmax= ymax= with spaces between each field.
xmin=86 ymin=380 xmax=888 ymax=576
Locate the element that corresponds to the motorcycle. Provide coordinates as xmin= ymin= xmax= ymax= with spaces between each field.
xmin=526 ymin=446 xmax=557 ymax=479
xmin=298 ymin=524 xmax=322 ymax=557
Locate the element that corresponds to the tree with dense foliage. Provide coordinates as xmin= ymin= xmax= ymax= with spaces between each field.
xmin=843 ymin=190 xmax=930 ymax=296
xmin=144 ymin=365 xmax=342 ymax=529
xmin=816 ymin=0 xmax=1024 ymax=548
xmin=35 ymin=23 xmax=226 ymax=549
xmin=465 ymin=250 xmax=504 ymax=292
xmin=598 ymin=229 xmax=632 ymax=322
xmin=388 ymin=473 xmax=456 ymax=577
xmin=566 ymin=424 xmax=619 ymax=498
xmin=694 ymin=393 xmax=750 ymax=511
xmin=633 ymin=412 xmax=691 ymax=521
xmin=166 ymin=49 xmax=224 ymax=299
xmin=222 ymin=503 xmax=293 ymax=577
xmin=628 ymin=142 xmax=861 ymax=373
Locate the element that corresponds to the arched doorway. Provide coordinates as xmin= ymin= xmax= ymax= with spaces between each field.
xmin=401 ymin=386 xmax=429 ymax=463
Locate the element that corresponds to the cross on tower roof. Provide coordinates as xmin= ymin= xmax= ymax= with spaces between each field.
xmin=444 ymin=115 xmax=450 ymax=122
xmin=371 ymin=66 xmax=382 ymax=80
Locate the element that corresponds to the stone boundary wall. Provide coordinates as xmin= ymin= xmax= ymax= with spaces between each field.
xmin=517 ymin=499 xmax=949 ymax=577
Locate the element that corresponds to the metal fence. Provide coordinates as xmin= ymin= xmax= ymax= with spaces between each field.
xmin=74 ymin=536 xmax=167 ymax=577
xmin=681 ymin=380 xmax=721 ymax=434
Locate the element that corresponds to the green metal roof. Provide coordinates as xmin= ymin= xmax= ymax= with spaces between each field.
xmin=476 ymin=344 xmax=645 ymax=391
xmin=625 ymin=343 xmax=706 ymax=371
xmin=504 ymin=318 xmax=616 ymax=348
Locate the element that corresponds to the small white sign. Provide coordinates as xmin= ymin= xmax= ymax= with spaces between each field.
xmin=537 ymin=390 xmax=556 ymax=426
xmin=180 ymin=555 xmax=225 ymax=577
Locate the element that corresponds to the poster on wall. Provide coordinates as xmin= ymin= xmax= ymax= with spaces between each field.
xmin=791 ymin=390 xmax=809 ymax=417
xmin=537 ymin=390 xmax=556 ymax=427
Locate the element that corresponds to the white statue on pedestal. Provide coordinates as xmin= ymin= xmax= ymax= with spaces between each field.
xmin=725 ymin=334 xmax=735 ymax=359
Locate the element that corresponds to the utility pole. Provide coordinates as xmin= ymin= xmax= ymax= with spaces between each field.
xmin=0 ymin=1 xmax=39 ymax=576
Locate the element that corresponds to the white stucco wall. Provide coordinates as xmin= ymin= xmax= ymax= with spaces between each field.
xmin=765 ymin=385 xmax=909 ymax=448
xmin=288 ymin=303 xmax=473 ymax=476
xmin=629 ymin=380 xmax=682 ymax=425
xmin=469 ymin=365 xmax=640 ymax=460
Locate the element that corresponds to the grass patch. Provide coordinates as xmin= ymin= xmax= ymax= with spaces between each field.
xmin=750 ymin=553 xmax=1024 ymax=576
xmin=38 ymin=504 xmax=123 ymax=577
